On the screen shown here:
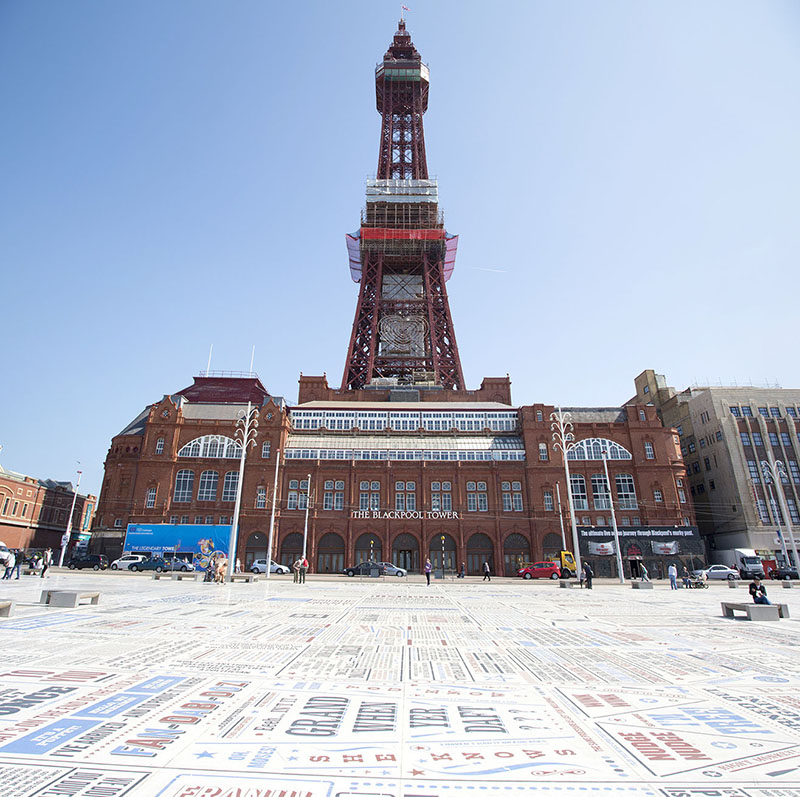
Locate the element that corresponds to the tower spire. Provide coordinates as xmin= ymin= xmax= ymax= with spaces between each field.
xmin=342 ymin=23 xmax=464 ymax=391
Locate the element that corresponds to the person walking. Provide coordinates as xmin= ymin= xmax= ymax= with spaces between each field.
xmin=640 ymin=563 xmax=650 ymax=582
xmin=299 ymin=556 xmax=308 ymax=584
xmin=749 ymin=577 xmax=772 ymax=605
xmin=424 ymin=558 xmax=432 ymax=586
xmin=2 ymin=550 xmax=15 ymax=580
xmin=458 ymin=562 xmax=466 ymax=579
xmin=235 ymin=558 xmax=242 ymax=574
xmin=582 ymin=560 xmax=593 ymax=589
xmin=292 ymin=557 xmax=301 ymax=583
xmin=482 ymin=561 xmax=491 ymax=582
xmin=11 ymin=550 xmax=22 ymax=579
xmin=668 ymin=562 xmax=678 ymax=590
xmin=41 ymin=548 xmax=52 ymax=578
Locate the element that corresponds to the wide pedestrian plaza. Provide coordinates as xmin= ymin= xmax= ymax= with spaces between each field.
xmin=1 ymin=570 xmax=799 ymax=797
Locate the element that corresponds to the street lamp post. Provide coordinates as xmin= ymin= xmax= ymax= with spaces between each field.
xmin=440 ymin=535 xmax=445 ymax=580
xmin=761 ymin=459 xmax=800 ymax=569
xmin=601 ymin=449 xmax=625 ymax=583
xmin=551 ymin=408 xmax=582 ymax=575
xmin=59 ymin=468 xmax=82 ymax=568
xmin=227 ymin=403 xmax=259 ymax=582
xmin=265 ymin=449 xmax=280 ymax=581
xmin=301 ymin=474 xmax=312 ymax=560
xmin=555 ymin=482 xmax=566 ymax=550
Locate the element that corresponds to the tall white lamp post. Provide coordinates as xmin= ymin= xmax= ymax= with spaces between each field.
xmin=265 ymin=449 xmax=281 ymax=581
xmin=601 ymin=449 xmax=625 ymax=583
xmin=761 ymin=458 xmax=799 ymax=570
xmin=59 ymin=468 xmax=82 ymax=567
xmin=550 ymin=408 xmax=582 ymax=575
xmin=227 ymin=402 xmax=259 ymax=582
xmin=555 ymin=482 xmax=566 ymax=550
xmin=301 ymin=473 xmax=312 ymax=560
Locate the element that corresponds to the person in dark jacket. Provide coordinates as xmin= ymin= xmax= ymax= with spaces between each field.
xmin=582 ymin=561 xmax=593 ymax=589
xmin=749 ymin=577 xmax=771 ymax=605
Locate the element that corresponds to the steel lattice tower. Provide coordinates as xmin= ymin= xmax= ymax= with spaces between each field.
xmin=342 ymin=20 xmax=464 ymax=391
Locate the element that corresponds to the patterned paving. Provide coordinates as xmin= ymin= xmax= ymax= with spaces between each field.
xmin=1 ymin=571 xmax=799 ymax=796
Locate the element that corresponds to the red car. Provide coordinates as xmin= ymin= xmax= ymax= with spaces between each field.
xmin=518 ymin=561 xmax=562 ymax=580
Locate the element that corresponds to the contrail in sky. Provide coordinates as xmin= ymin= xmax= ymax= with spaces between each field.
xmin=471 ymin=267 xmax=508 ymax=273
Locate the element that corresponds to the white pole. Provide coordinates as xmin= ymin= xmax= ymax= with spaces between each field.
xmin=771 ymin=459 xmax=800 ymax=569
xmin=227 ymin=402 xmax=256 ymax=583
xmin=765 ymin=479 xmax=790 ymax=566
xmin=249 ymin=345 xmax=255 ymax=375
xmin=555 ymin=482 xmax=566 ymax=550
xmin=561 ymin=454 xmax=582 ymax=575
xmin=551 ymin=408 xmax=582 ymax=576
xmin=59 ymin=469 xmax=82 ymax=567
xmin=265 ymin=449 xmax=280 ymax=581
xmin=602 ymin=450 xmax=625 ymax=583
xmin=206 ymin=344 xmax=213 ymax=375
xmin=301 ymin=473 xmax=312 ymax=560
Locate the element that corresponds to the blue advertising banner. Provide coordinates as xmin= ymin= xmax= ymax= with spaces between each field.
xmin=124 ymin=524 xmax=229 ymax=569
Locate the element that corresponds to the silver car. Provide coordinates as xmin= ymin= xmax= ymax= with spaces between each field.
xmin=693 ymin=564 xmax=740 ymax=581
xmin=378 ymin=561 xmax=408 ymax=577
xmin=110 ymin=554 xmax=147 ymax=571
xmin=250 ymin=559 xmax=290 ymax=575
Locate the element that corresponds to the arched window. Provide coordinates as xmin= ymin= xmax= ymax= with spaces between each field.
xmin=591 ymin=474 xmax=610 ymax=509
xmin=174 ymin=470 xmax=194 ymax=503
xmin=197 ymin=471 xmax=218 ymax=501
xmin=155 ymin=437 xmax=164 ymax=455
xmin=567 ymin=438 xmax=632 ymax=461
xmin=178 ymin=435 xmax=243 ymax=459
xmin=570 ymin=474 xmax=588 ymax=509
xmin=503 ymin=533 xmax=531 ymax=576
xmin=615 ymin=474 xmax=638 ymax=509
xmin=222 ymin=472 xmax=239 ymax=502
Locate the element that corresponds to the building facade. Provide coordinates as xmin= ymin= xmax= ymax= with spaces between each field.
xmin=0 ymin=464 xmax=96 ymax=553
xmin=93 ymin=23 xmax=697 ymax=578
xmin=632 ymin=370 xmax=800 ymax=568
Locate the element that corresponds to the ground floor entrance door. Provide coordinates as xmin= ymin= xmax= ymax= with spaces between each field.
xmin=396 ymin=549 xmax=416 ymax=571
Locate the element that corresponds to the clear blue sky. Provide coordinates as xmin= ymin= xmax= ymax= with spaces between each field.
xmin=2 ymin=0 xmax=799 ymax=497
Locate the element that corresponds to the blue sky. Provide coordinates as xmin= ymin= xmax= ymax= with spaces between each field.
xmin=1 ymin=0 xmax=799 ymax=497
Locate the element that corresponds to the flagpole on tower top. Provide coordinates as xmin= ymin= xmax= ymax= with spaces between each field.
xmin=401 ymin=5 xmax=410 ymax=22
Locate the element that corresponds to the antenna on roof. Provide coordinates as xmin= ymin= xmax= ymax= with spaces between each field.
xmin=249 ymin=345 xmax=256 ymax=376
xmin=206 ymin=344 xmax=213 ymax=376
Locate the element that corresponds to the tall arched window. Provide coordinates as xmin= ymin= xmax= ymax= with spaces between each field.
xmin=591 ymin=474 xmax=610 ymax=509
xmin=615 ymin=474 xmax=638 ymax=509
xmin=222 ymin=472 xmax=239 ymax=502
xmin=197 ymin=471 xmax=218 ymax=501
xmin=570 ymin=474 xmax=587 ymax=509
xmin=174 ymin=470 xmax=194 ymax=503
xmin=178 ymin=435 xmax=243 ymax=459
xmin=567 ymin=438 xmax=632 ymax=460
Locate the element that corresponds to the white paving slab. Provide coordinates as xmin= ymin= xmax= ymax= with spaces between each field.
xmin=0 ymin=571 xmax=799 ymax=796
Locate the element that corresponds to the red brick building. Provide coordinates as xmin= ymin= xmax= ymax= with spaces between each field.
xmin=94 ymin=372 xmax=697 ymax=578
xmin=0 ymin=464 xmax=96 ymax=553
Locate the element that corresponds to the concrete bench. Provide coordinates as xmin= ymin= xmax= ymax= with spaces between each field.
xmin=40 ymin=590 xmax=100 ymax=608
xmin=0 ymin=601 xmax=14 ymax=617
xmin=171 ymin=571 xmax=204 ymax=582
xmin=721 ymin=602 xmax=780 ymax=621
xmin=782 ymin=582 xmax=794 ymax=589
xmin=728 ymin=581 xmax=739 ymax=589
xmin=777 ymin=603 xmax=791 ymax=618
xmin=559 ymin=580 xmax=579 ymax=589
xmin=632 ymin=581 xmax=653 ymax=590
xmin=230 ymin=573 xmax=259 ymax=583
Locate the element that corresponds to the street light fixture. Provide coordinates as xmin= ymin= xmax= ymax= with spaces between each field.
xmin=550 ymin=408 xmax=582 ymax=575
xmin=227 ymin=402 xmax=259 ymax=583
xmin=601 ymin=449 xmax=625 ymax=583
xmin=761 ymin=458 xmax=799 ymax=570
xmin=301 ymin=474 xmax=312 ymax=561
xmin=58 ymin=466 xmax=82 ymax=568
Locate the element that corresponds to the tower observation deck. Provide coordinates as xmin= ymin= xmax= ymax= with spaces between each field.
xmin=342 ymin=20 xmax=464 ymax=392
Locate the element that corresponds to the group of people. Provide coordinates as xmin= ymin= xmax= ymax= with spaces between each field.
xmin=205 ymin=554 xmax=228 ymax=583
xmin=292 ymin=556 xmax=309 ymax=583
xmin=424 ymin=559 xmax=493 ymax=584
xmin=1 ymin=547 xmax=52 ymax=579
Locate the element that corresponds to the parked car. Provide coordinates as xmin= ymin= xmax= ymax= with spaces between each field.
xmin=110 ymin=554 xmax=147 ymax=571
xmin=518 ymin=561 xmax=562 ymax=580
xmin=768 ymin=565 xmax=799 ymax=580
xmin=692 ymin=564 xmax=740 ymax=581
xmin=250 ymin=559 xmax=291 ymax=575
xmin=378 ymin=561 xmax=407 ymax=577
xmin=343 ymin=561 xmax=386 ymax=577
xmin=130 ymin=557 xmax=193 ymax=573
xmin=67 ymin=554 xmax=109 ymax=571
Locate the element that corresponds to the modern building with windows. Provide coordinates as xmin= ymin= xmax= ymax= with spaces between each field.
xmin=631 ymin=369 xmax=800 ymax=568
xmin=93 ymin=22 xmax=697 ymax=578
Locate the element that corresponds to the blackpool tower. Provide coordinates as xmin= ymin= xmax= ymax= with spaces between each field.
xmin=342 ymin=19 xmax=464 ymax=391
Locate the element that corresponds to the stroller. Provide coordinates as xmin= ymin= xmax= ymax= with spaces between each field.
xmin=688 ymin=577 xmax=708 ymax=589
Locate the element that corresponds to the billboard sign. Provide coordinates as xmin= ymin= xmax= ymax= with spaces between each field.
xmin=124 ymin=524 xmax=229 ymax=570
